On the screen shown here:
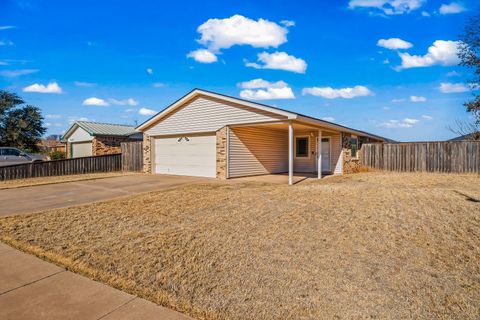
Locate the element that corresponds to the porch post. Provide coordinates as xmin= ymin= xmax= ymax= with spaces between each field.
xmin=318 ymin=130 xmax=322 ymax=179
xmin=288 ymin=121 xmax=293 ymax=186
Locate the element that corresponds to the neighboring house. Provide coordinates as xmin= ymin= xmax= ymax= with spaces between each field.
xmin=62 ymin=121 xmax=142 ymax=158
xmin=37 ymin=138 xmax=66 ymax=154
xmin=137 ymin=89 xmax=387 ymax=185
xmin=449 ymin=132 xmax=480 ymax=141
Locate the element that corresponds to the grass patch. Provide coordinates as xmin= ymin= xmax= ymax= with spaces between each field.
xmin=1 ymin=172 xmax=479 ymax=319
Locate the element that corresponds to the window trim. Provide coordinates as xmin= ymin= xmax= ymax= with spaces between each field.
xmin=295 ymin=135 xmax=310 ymax=159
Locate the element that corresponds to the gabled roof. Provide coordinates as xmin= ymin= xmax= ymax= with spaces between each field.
xmin=136 ymin=88 xmax=389 ymax=141
xmin=62 ymin=121 xmax=137 ymax=140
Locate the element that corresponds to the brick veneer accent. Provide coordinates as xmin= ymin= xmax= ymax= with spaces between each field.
xmin=216 ymin=126 xmax=228 ymax=179
xmin=92 ymin=136 xmax=131 ymax=156
xmin=143 ymin=134 xmax=152 ymax=173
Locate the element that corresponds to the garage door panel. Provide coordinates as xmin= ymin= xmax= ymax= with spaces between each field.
xmin=154 ymin=135 xmax=216 ymax=178
xmin=72 ymin=142 xmax=93 ymax=158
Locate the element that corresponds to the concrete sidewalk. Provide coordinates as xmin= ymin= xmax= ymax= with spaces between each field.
xmin=0 ymin=242 xmax=193 ymax=320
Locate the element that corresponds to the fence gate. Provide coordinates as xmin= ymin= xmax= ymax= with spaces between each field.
xmin=121 ymin=141 xmax=143 ymax=172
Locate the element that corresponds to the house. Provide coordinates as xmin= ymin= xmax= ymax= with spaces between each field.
xmin=62 ymin=121 xmax=143 ymax=158
xmin=449 ymin=132 xmax=479 ymax=141
xmin=37 ymin=137 xmax=66 ymax=154
xmin=136 ymin=89 xmax=387 ymax=185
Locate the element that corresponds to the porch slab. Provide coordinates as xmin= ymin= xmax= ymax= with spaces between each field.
xmin=229 ymin=173 xmax=320 ymax=184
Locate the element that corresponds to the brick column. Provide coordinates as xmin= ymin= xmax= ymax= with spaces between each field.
xmin=143 ymin=134 xmax=152 ymax=173
xmin=216 ymin=126 xmax=228 ymax=179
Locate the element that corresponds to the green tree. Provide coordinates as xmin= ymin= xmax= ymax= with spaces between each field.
xmin=0 ymin=91 xmax=46 ymax=151
xmin=459 ymin=13 xmax=480 ymax=124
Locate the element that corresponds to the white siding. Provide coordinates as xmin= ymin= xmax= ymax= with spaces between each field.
xmin=67 ymin=127 xmax=92 ymax=143
xmin=145 ymin=96 xmax=285 ymax=136
xmin=229 ymin=127 xmax=288 ymax=178
xmin=331 ymin=132 xmax=342 ymax=175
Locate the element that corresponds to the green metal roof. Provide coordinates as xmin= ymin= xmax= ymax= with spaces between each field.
xmin=63 ymin=121 xmax=137 ymax=139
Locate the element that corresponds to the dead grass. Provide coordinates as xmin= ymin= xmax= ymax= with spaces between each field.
xmin=1 ymin=172 xmax=479 ymax=319
xmin=0 ymin=172 xmax=136 ymax=190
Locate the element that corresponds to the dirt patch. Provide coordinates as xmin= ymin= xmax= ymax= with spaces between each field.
xmin=1 ymin=172 xmax=479 ymax=319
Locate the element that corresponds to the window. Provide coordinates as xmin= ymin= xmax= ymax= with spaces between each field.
xmin=4 ymin=148 xmax=20 ymax=156
xmin=351 ymin=137 xmax=358 ymax=158
xmin=295 ymin=137 xmax=309 ymax=158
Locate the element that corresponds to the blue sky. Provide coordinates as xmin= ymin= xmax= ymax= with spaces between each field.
xmin=0 ymin=0 xmax=477 ymax=141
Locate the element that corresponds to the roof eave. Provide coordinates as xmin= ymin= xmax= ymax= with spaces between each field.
xmin=296 ymin=115 xmax=388 ymax=141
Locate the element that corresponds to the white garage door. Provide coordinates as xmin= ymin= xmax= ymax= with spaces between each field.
xmin=154 ymin=135 xmax=216 ymax=177
xmin=72 ymin=142 xmax=93 ymax=158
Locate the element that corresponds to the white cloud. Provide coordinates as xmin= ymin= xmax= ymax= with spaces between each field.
xmin=439 ymin=82 xmax=469 ymax=93
xmin=0 ymin=40 xmax=14 ymax=46
xmin=397 ymin=40 xmax=460 ymax=70
xmin=74 ymin=81 xmax=96 ymax=87
xmin=439 ymin=2 xmax=466 ymax=14
xmin=446 ymin=71 xmax=460 ymax=77
xmin=391 ymin=98 xmax=406 ymax=103
xmin=377 ymin=38 xmax=413 ymax=50
xmin=302 ymin=85 xmax=373 ymax=99
xmin=196 ymin=15 xmax=289 ymax=51
xmin=280 ymin=20 xmax=295 ymax=27
xmin=23 ymin=82 xmax=62 ymax=94
xmin=383 ymin=58 xmax=390 ymax=64
xmin=322 ymin=117 xmax=335 ymax=122
xmin=125 ymin=108 xmax=137 ymax=113
xmin=0 ymin=69 xmax=38 ymax=77
xmin=146 ymin=68 xmax=153 ymax=75
xmin=109 ymin=98 xmax=139 ymax=106
xmin=187 ymin=49 xmax=218 ymax=63
xmin=245 ymin=51 xmax=307 ymax=73
xmin=0 ymin=26 xmax=15 ymax=30
xmin=138 ymin=107 xmax=157 ymax=116
xmin=348 ymin=0 xmax=425 ymax=15
xmin=83 ymin=97 xmax=109 ymax=106
xmin=381 ymin=118 xmax=419 ymax=128
xmin=421 ymin=11 xmax=431 ymax=16
xmin=45 ymin=114 xmax=62 ymax=119
xmin=152 ymin=82 xmax=165 ymax=88
xmin=410 ymin=95 xmax=427 ymax=102
xmin=238 ymin=78 xmax=295 ymax=100
xmin=422 ymin=115 xmax=433 ymax=120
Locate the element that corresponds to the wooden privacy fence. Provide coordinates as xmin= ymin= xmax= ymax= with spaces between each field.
xmin=0 ymin=153 xmax=122 ymax=181
xmin=121 ymin=141 xmax=143 ymax=172
xmin=359 ymin=141 xmax=480 ymax=173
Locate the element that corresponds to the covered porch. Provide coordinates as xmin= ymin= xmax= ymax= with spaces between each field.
xmin=225 ymin=120 xmax=343 ymax=185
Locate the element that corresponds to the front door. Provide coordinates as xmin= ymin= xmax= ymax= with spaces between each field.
xmin=321 ymin=138 xmax=331 ymax=173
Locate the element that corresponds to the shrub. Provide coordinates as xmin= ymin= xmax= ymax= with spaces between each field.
xmin=49 ymin=150 xmax=66 ymax=160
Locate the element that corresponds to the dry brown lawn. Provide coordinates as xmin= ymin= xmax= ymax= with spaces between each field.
xmin=0 ymin=172 xmax=136 ymax=190
xmin=1 ymin=172 xmax=479 ymax=319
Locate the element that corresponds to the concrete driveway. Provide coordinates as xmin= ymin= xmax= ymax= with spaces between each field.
xmin=0 ymin=174 xmax=211 ymax=216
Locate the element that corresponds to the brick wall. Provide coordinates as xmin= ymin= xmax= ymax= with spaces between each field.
xmin=216 ymin=126 xmax=228 ymax=179
xmin=92 ymin=136 xmax=130 ymax=156
xmin=143 ymin=134 xmax=152 ymax=173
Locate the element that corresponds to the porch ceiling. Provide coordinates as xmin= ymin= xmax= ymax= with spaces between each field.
xmin=230 ymin=121 xmax=338 ymax=135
